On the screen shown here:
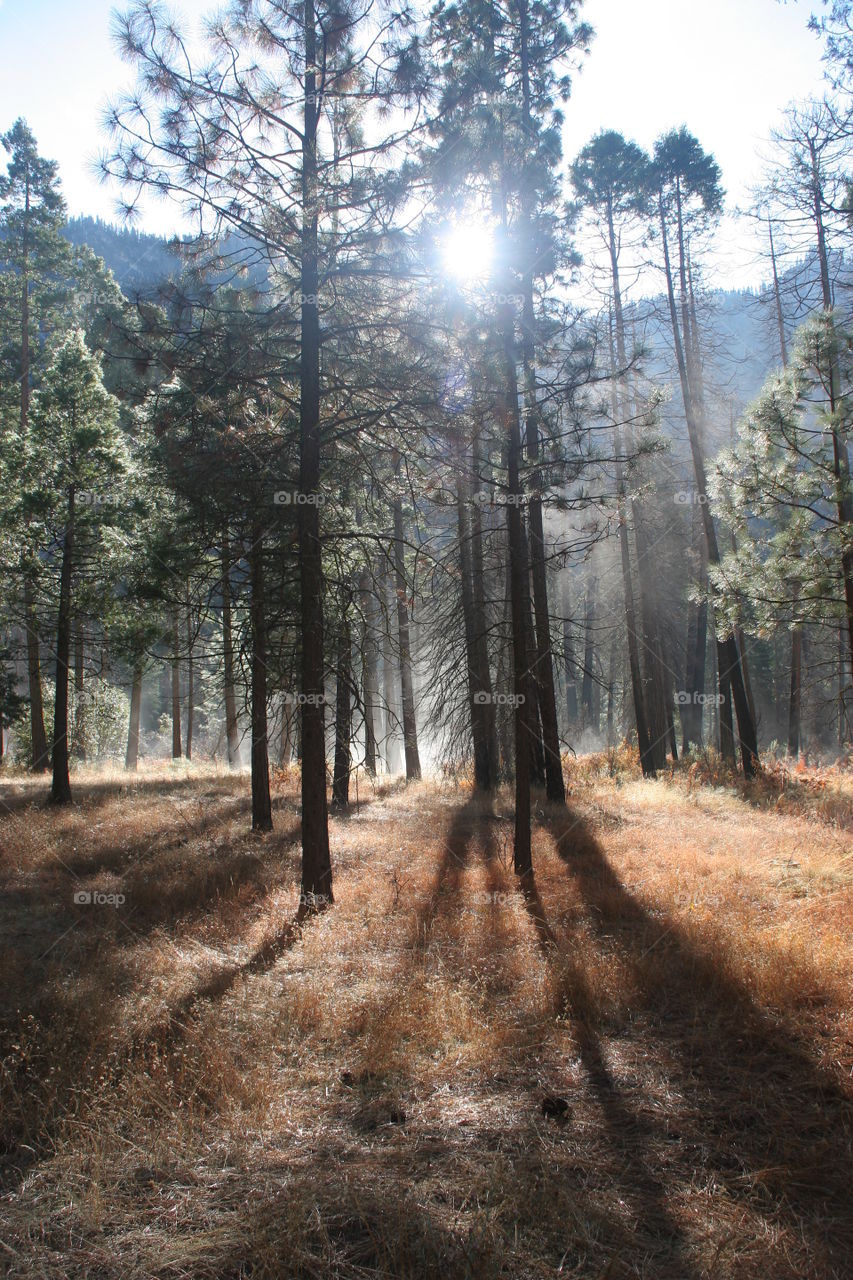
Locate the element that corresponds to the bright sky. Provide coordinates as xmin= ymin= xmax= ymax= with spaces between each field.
xmin=0 ymin=0 xmax=830 ymax=287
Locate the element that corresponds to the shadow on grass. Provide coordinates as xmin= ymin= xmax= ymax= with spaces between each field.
xmin=534 ymin=801 xmax=853 ymax=1275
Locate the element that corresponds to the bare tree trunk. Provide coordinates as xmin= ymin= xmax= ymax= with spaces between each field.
xmin=249 ymin=521 xmax=272 ymax=832
xmin=470 ymin=432 xmax=500 ymax=784
xmin=24 ymin=578 xmax=49 ymax=772
xmin=280 ymin=697 xmax=294 ymax=766
xmin=606 ymin=632 xmax=617 ymax=748
xmin=392 ymin=465 xmax=422 ymax=782
xmin=608 ymin=323 xmax=655 ymax=777
xmin=185 ymin=590 xmax=194 ymax=762
xmin=561 ymin=578 xmax=579 ymax=733
xmin=170 ymin=612 xmax=182 ymax=759
xmin=359 ymin=569 xmax=378 ymax=778
xmin=788 ymin=619 xmax=802 ymax=759
xmin=298 ymin=0 xmax=333 ymax=904
xmin=51 ymin=489 xmax=74 ymax=805
xmin=581 ymin=575 xmax=597 ymax=732
xmin=768 ymin=217 xmax=789 ymax=367
xmin=126 ymin=664 xmax=142 ymax=772
xmin=659 ymin=193 xmax=757 ymax=775
xmin=332 ymin=612 xmax=352 ymax=808
xmin=500 ymin=302 xmax=532 ymax=875
xmin=221 ymin=535 xmax=240 ymax=768
xmin=381 ymin=571 xmax=401 ymax=773
xmin=72 ymin=619 xmax=86 ymax=762
xmin=457 ymin=467 xmax=493 ymax=790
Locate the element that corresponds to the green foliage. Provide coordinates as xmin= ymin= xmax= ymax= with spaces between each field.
xmin=710 ymin=312 xmax=853 ymax=634
xmin=11 ymin=680 xmax=129 ymax=764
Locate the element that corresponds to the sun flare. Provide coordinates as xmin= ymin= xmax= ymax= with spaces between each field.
xmin=440 ymin=220 xmax=494 ymax=284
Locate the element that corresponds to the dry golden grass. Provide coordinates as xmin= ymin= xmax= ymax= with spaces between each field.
xmin=1 ymin=756 xmax=852 ymax=1278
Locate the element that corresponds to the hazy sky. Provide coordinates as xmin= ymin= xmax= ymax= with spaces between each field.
xmin=0 ymin=0 xmax=830 ymax=287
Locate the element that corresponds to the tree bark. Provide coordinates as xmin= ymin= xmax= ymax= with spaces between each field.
xmin=298 ymin=0 xmax=333 ymax=903
xmin=788 ymin=617 xmax=802 ymax=759
xmin=220 ymin=534 xmax=240 ymax=768
xmin=499 ymin=302 xmax=532 ymax=875
xmin=185 ymin=590 xmax=194 ymax=761
xmin=332 ymin=612 xmax=352 ymax=807
xmin=51 ymin=488 xmax=74 ymax=804
xmin=359 ymin=569 xmax=378 ymax=778
xmin=249 ymin=521 xmax=272 ymax=831
xmin=392 ymin=462 xmax=422 ymax=782
xmin=457 ymin=465 xmax=493 ymax=790
xmin=561 ymin=578 xmax=579 ymax=733
xmin=126 ymin=664 xmax=142 ymax=771
xmin=470 ymin=435 xmax=500 ymax=784
xmin=73 ymin=619 xmax=86 ymax=762
xmin=170 ymin=612 xmax=182 ymax=759
xmin=581 ymin=574 xmax=597 ymax=732
xmin=24 ymin=578 xmax=49 ymax=771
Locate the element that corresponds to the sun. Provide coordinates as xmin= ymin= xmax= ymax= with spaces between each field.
xmin=440 ymin=220 xmax=494 ymax=284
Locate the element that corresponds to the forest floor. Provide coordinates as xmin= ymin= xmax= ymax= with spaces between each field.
xmin=1 ymin=754 xmax=853 ymax=1279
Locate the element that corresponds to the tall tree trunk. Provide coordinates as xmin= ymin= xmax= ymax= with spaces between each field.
xmin=809 ymin=138 xmax=853 ymax=676
xmin=126 ymin=664 xmax=142 ymax=772
xmin=51 ymin=489 xmax=74 ymax=805
xmin=496 ymin=565 xmax=514 ymax=778
xmin=719 ymin=671 xmax=735 ymax=765
xmin=171 ymin=612 xmax=182 ymax=759
xmin=392 ymin=462 xmax=422 ymax=781
xmin=658 ymin=192 xmax=758 ymax=776
xmin=72 ymin=619 xmax=86 ymax=762
xmin=381 ymin=571 xmax=401 ymax=773
xmin=520 ymin=516 xmax=547 ymax=788
xmin=332 ymin=612 xmax=352 ymax=808
xmin=457 ymin=465 xmax=493 ymax=791
xmin=561 ymin=578 xmax=579 ymax=733
xmin=608 ymin=321 xmax=656 ymax=777
xmin=470 ymin=432 xmax=500 ymax=784
xmin=185 ymin=590 xmax=194 ymax=762
xmin=249 ymin=521 xmax=272 ymax=832
xmin=606 ymin=632 xmax=617 ymax=749
xmin=359 ymin=569 xmax=378 ymax=778
xmin=298 ymin=0 xmax=333 ymax=904
xmin=608 ymin=212 xmax=668 ymax=770
xmin=220 ymin=535 xmax=240 ymax=768
xmin=499 ymin=302 xmax=532 ymax=875
xmin=839 ymin=625 xmax=848 ymax=748
xmin=581 ymin=574 xmax=597 ymax=731
xmin=24 ymin=578 xmax=49 ymax=771
xmin=788 ymin=601 xmax=802 ymax=759
xmin=768 ymin=217 xmax=789 ymax=367
xmin=280 ymin=697 xmax=294 ymax=766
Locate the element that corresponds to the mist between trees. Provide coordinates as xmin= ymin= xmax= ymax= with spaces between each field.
xmin=4 ymin=0 xmax=853 ymax=898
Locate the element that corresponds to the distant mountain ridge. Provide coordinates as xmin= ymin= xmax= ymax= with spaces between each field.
xmin=63 ymin=215 xmax=179 ymax=296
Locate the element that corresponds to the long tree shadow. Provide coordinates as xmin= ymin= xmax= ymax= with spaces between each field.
xmin=537 ymin=802 xmax=853 ymax=1273
xmin=0 ymin=770 xmax=234 ymax=817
